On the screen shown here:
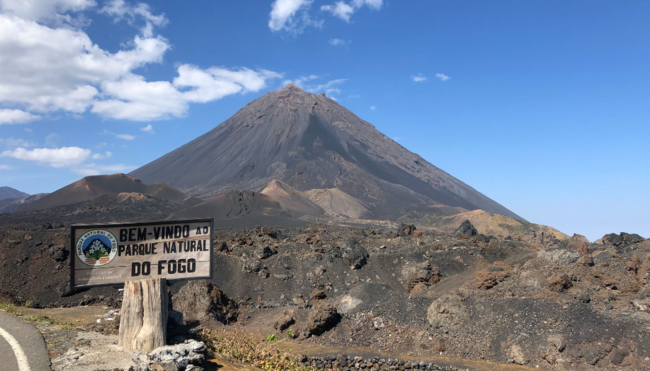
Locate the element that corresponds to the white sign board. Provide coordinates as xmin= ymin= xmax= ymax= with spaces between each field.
xmin=71 ymin=219 xmax=213 ymax=288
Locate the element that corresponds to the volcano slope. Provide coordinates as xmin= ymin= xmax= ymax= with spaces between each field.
xmin=18 ymin=173 xmax=199 ymax=212
xmin=131 ymin=84 xmax=521 ymax=221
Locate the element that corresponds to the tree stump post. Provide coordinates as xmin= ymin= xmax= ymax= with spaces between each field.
xmin=118 ymin=278 xmax=168 ymax=352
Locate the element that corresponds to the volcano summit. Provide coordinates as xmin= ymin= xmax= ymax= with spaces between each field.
xmin=131 ymin=84 xmax=521 ymax=221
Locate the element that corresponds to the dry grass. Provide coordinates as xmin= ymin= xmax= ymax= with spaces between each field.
xmin=199 ymin=329 xmax=321 ymax=371
xmin=0 ymin=301 xmax=77 ymax=331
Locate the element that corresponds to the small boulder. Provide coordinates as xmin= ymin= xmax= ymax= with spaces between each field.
xmin=507 ymin=345 xmax=526 ymax=365
xmin=548 ymin=335 xmax=566 ymax=352
xmin=621 ymin=232 xmax=644 ymax=245
xmin=609 ymin=348 xmax=630 ymax=365
xmin=537 ymin=249 xmax=580 ymax=266
xmin=581 ymin=346 xmax=600 ymax=366
xmin=426 ymin=294 xmax=469 ymax=330
xmin=455 ymin=220 xmax=478 ymax=237
xmin=576 ymin=255 xmax=594 ymax=267
xmin=274 ymin=309 xmax=295 ymax=331
xmin=256 ymin=246 xmax=275 ymax=260
xmin=593 ymin=251 xmax=615 ymax=265
xmin=602 ymin=233 xmax=623 ymax=246
xmin=475 ymin=270 xmax=508 ymax=290
xmin=401 ymin=261 xmax=441 ymax=292
xmin=397 ymin=223 xmax=417 ymax=236
xmin=306 ymin=304 xmax=341 ymax=336
xmin=309 ymin=290 xmax=327 ymax=301
xmin=341 ymin=238 xmax=369 ymax=270
xmin=149 ymin=340 xmax=206 ymax=371
xmin=172 ymin=281 xmax=238 ymax=324
xmin=548 ymin=274 xmax=572 ymax=292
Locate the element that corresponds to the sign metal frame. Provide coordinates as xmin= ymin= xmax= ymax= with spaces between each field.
xmin=70 ymin=218 xmax=214 ymax=289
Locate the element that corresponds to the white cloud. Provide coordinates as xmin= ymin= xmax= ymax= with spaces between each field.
xmin=312 ymin=78 xmax=347 ymax=95
xmin=99 ymin=129 xmax=135 ymax=140
xmin=116 ymin=134 xmax=135 ymax=140
xmin=283 ymin=76 xmax=348 ymax=97
xmin=1 ymin=146 xmax=91 ymax=167
xmin=436 ymin=73 xmax=450 ymax=81
xmin=0 ymin=144 xmax=127 ymax=175
xmin=321 ymin=2 xmax=354 ymax=22
xmin=370 ymin=105 xmax=376 ymax=110
xmin=92 ymin=66 xmax=282 ymax=121
xmin=0 ymin=0 xmax=281 ymax=122
xmin=100 ymin=0 xmax=167 ymax=37
xmin=268 ymin=0 xmax=321 ymax=34
xmin=283 ymin=75 xmax=319 ymax=87
xmin=351 ymin=0 xmax=383 ymax=9
xmin=45 ymin=133 xmax=61 ymax=146
xmin=411 ymin=74 xmax=427 ymax=82
xmin=91 ymin=151 xmax=112 ymax=159
xmin=0 ymin=109 xmax=40 ymax=124
xmin=0 ymin=137 xmax=36 ymax=148
xmin=0 ymin=0 xmax=96 ymax=23
xmin=140 ymin=124 xmax=154 ymax=133
xmin=0 ymin=164 xmax=11 ymax=170
xmin=0 ymin=11 xmax=169 ymax=114
xmin=71 ymin=163 xmax=135 ymax=176
xmin=329 ymin=38 xmax=350 ymax=46
xmin=321 ymin=0 xmax=382 ymax=22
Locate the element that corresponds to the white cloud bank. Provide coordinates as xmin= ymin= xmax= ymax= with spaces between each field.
xmin=0 ymin=109 xmax=40 ymax=124
xmin=1 ymin=145 xmax=134 ymax=176
xmin=1 ymin=146 xmax=91 ymax=167
xmin=0 ymin=0 xmax=282 ymax=122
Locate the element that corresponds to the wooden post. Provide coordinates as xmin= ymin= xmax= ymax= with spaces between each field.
xmin=118 ymin=278 xmax=168 ymax=352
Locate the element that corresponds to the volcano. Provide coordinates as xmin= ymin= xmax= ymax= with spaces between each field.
xmin=131 ymin=84 xmax=521 ymax=221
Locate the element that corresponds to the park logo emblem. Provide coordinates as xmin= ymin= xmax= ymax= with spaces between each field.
xmin=76 ymin=230 xmax=118 ymax=266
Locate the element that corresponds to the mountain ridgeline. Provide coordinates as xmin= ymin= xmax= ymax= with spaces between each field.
xmin=131 ymin=84 xmax=522 ymax=221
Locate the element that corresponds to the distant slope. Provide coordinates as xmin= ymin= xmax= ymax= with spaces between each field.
xmin=169 ymin=190 xmax=309 ymax=228
xmin=0 ymin=192 xmax=189 ymax=226
xmin=131 ymin=84 xmax=523 ymax=221
xmin=261 ymin=180 xmax=324 ymax=217
xmin=0 ymin=193 xmax=48 ymax=214
xmin=413 ymin=209 xmax=568 ymax=239
xmin=0 ymin=186 xmax=28 ymax=201
xmin=304 ymin=188 xmax=371 ymax=219
xmin=18 ymin=174 xmax=198 ymax=212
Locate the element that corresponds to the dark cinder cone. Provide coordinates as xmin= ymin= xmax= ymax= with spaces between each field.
xmin=131 ymin=84 xmax=522 ymax=220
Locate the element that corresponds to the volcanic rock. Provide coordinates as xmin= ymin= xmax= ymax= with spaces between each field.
xmin=172 ymin=281 xmax=238 ymax=324
xmin=426 ymin=294 xmax=469 ymax=330
xmin=274 ymin=309 xmax=295 ymax=331
xmin=341 ymin=238 xmax=368 ymax=269
xmin=306 ymin=303 xmax=341 ymax=336
xmin=548 ymin=274 xmax=573 ymax=292
xmin=454 ymin=220 xmax=478 ymax=237
xmin=537 ymin=249 xmax=580 ymax=266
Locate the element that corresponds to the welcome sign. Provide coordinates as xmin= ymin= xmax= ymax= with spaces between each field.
xmin=71 ymin=218 xmax=213 ymax=288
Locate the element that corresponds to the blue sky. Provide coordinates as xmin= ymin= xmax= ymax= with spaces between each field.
xmin=0 ymin=0 xmax=648 ymax=240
